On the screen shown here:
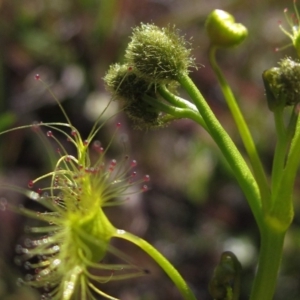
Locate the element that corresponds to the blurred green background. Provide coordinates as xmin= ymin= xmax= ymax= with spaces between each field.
xmin=1 ymin=0 xmax=300 ymax=299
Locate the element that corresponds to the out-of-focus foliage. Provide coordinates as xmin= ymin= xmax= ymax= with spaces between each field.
xmin=1 ymin=0 xmax=300 ymax=299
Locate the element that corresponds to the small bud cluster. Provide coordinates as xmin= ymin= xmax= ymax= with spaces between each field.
xmin=104 ymin=23 xmax=196 ymax=129
xmin=263 ymin=57 xmax=300 ymax=110
xmin=104 ymin=64 xmax=163 ymax=129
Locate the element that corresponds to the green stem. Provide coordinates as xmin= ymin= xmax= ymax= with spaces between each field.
xmin=271 ymin=107 xmax=287 ymax=195
xmin=143 ymin=94 xmax=208 ymax=130
xmin=232 ymin=254 xmax=242 ymax=300
xmin=209 ymin=46 xmax=270 ymax=209
xmin=286 ymin=106 xmax=298 ymax=144
xmin=178 ymin=73 xmax=263 ymax=228
xmin=282 ymin=109 xmax=300 ymax=189
xmin=158 ymin=85 xmax=198 ymax=111
xmin=113 ymin=229 xmax=196 ymax=300
xmin=249 ymin=226 xmax=285 ymax=300
xmin=268 ymin=108 xmax=300 ymax=228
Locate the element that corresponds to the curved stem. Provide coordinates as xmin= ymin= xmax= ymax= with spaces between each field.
xmin=271 ymin=107 xmax=287 ymax=195
xmin=158 ymin=85 xmax=198 ymax=111
xmin=209 ymin=46 xmax=270 ymax=210
xmin=269 ymin=108 xmax=300 ymax=228
xmin=143 ymin=94 xmax=208 ymax=130
xmin=113 ymin=230 xmax=196 ymax=300
xmin=286 ymin=106 xmax=298 ymax=143
xmin=178 ymin=73 xmax=263 ymax=229
xmin=249 ymin=225 xmax=285 ymax=300
xmin=280 ymin=109 xmax=300 ymax=192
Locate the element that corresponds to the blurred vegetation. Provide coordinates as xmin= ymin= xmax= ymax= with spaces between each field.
xmin=0 ymin=0 xmax=300 ymax=299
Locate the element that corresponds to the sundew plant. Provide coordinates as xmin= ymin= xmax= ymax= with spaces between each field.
xmin=2 ymin=2 xmax=300 ymax=300
xmin=0 ymin=78 xmax=195 ymax=300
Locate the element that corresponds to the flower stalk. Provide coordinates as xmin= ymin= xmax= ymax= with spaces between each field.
xmin=114 ymin=230 xmax=196 ymax=300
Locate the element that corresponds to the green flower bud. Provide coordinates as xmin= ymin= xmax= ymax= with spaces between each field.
xmin=208 ymin=251 xmax=241 ymax=300
xmin=104 ymin=63 xmax=165 ymax=129
xmin=124 ymin=23 xmax=196 ymax=84
xmin=262 ymin=57 xmax=300 ymax=111
xmin=104 ymin=63 xmax=152 ymax=103
xmin=205 ymin=9 xmax=248 ymax=48
xmin=123 ymin=100 xmax=165 ymax=130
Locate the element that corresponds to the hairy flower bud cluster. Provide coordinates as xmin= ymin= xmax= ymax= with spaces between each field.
xmin=104 ymin=63 xmax=164 ymax=129
xmin=104 ymin=23 xmax=196 ymax=129
xmin=263 ymin=57 xmax=300 ymax=110
xmin=125 ymin=23 xmax=195 ymax=84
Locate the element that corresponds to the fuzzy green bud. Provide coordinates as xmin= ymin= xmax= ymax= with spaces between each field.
xmin=205 ymin=9 xmax=248 ymax=48
xmin=208 ymin=251 xmax=242 ymax=300
xmin=104 ymin=63 xmax=165 ymax=129
xmin=104 ymin=64 xmax=152 ymax=103
xmin=263 ymin=57 xmax=300 ymax=111
xmin=125 ymin=23 xmax=196 ymax=84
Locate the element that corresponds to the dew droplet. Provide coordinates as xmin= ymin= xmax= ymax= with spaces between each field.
xmin=24 ymin=261 xmax=31 ymax=270
xmin=116 ymin=122 xmax=121 ymax=128
xmin=46 ymin=131 xmax=53 ymax=137
xmin=65 ymin=155 xmax=72 ymax=162
xmin=143 ymin=175 xmax=150 ymax=182
xmin=15 ymin=245 xmax=23 ymax=254
xmin=14 ymin=257 xmax=22 ymax=266
xmin=0 ymin=198 xmax=7 ymax=211
xmin=41 ymin=293 xmax=51 ymax=300
xmin=44 ymin=283 xmax=51 ymax=292
xmin=93 ymin=140 xmax=101 ymax=147
xmin=22 ymin=248 xmax=29 ymax=254
xmin=110 ymin=159 xmax=117 ymax=167
xmin=28 ymin=180 xmax=34 ymax=188
xmin=16 ymin=277 xmax=24 ymax=286
xmin=24 ymin=238 xmax=33 ymax=248
xmin=25 ymin=274 xmax=33 ymax=281
xmin=141 ymin=185 xmax=148 ymax=192
xmin=31 ymin=121 xmax=40 ymax=132
xmin=35 ymin=74 xmax=40 ymax=80
xmin=28 ymin=191 xmax=40 ymax=201
xmin=52 ymin=245 xmax=60 ymax=252
xmin=131 ymin=160 xmax=137 ymax=167
xmin=71 ymin=129 xmax=77 ymax=136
